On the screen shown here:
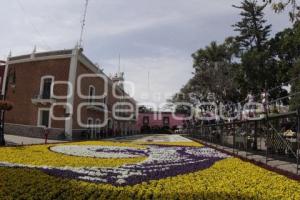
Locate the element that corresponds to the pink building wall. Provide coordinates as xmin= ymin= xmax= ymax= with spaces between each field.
xmin=136 ymin=112 xmax=186 ymax=131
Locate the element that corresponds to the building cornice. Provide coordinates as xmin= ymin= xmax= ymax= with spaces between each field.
xmin=7 ymin=49 xmax=73 ymax=65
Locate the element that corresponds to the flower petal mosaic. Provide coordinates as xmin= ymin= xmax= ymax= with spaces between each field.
xmin=46 ymin=144 xmax=228 ymax=185
xmin=1 ymin=135 xmax=300 ymax=199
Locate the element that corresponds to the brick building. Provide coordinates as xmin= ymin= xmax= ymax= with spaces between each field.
xmin=137 ymin=112 xmax=187 ymax=133
xmin=2 ymin=47 xmax=137 ymax=140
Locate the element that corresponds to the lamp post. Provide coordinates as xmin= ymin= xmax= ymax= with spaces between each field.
xmin=0 ymin=67 xmax=16 ymax=146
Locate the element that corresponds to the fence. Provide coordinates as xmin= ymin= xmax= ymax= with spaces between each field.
xmin=188 ymin=111 xmax=300 ymax=174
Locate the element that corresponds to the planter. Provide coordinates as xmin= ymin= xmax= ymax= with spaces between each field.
xmin=0 ymin=100 xmax=13 ymax=111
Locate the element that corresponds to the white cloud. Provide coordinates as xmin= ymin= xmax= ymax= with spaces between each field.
xmin=102 ymin=52 xmax=193 ymax=104
xmin=0 ymin=0 xmax=292 ymax=105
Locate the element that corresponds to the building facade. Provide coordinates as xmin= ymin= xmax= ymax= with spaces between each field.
xmin=136 ymin=112 xmax=187 ymax=133
xmin=3 ymin=47 xmax=137 ymax=140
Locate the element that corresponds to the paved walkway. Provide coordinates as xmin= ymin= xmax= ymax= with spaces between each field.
xmin=192 ymin=138 xmax=299 ymax=175
xmin=105 ymin=134 xmax=193 ymax=143
xmin=4 ymin=134 xmax=65 ymax=145
xmin=133 ymin=134 xmax=192 ymax=143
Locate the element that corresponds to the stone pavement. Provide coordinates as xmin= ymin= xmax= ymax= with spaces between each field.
xmin=4 ymin=134 xmax=65 ymax=145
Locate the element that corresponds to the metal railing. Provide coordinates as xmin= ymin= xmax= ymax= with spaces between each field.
xmin=188 ymin=111 xmax=300 ymax=174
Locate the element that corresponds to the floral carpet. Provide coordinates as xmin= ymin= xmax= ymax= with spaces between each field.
xmin=0 ymin=135 xmax=300 ymax=199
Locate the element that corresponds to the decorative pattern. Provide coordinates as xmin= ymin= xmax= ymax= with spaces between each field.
xmin=1 ymin=136 xmax=299 ymax=199
xmin=0 ymin=141 xmax=146 ymax=168
xmin=43 ymin=145 xmax=229 ymax=185
xmin=50 ymin=145 xmax=148 ymax=158
xmin=1 ymin=158 xmax=300 ymax=199
xmin=0 ymin=142 xmax=228 ymax=186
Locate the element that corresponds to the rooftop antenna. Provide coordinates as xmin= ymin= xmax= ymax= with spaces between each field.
xmin=79 ymin=0 xmax=89 ymax=48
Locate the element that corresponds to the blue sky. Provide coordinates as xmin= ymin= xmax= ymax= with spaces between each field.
xmin=0 ymin=0 xmax=292 ymax=105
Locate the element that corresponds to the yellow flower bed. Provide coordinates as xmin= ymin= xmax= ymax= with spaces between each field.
xmin=0 ymin=141 xmax=146 ymax=168
xmin=133 ymin=141 xmax=203 ymax=147
xmin=0 ymin=158 xmax=299 ymax=199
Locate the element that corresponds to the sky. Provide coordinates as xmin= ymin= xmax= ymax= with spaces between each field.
xmin=0 ymin=0 xmax=292 ymax=107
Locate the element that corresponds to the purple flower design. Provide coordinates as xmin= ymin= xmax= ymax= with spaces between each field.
xmin=42 ymin=146 xmax=229 ymax=186
xmin=94 ymin=147 xmax=148 ymax=157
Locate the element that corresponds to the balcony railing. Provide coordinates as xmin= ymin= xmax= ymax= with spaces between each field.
xmin=31 ymin=94 xmax=56 ymax=105
xmin=86 ymin=101 xmax=107 ymax=112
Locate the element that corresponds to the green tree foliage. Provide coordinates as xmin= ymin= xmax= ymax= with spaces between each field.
xmin=233 ymin=0 xmax=271 ymax=51
xmin=138 ymin=105 xmax=152 ymax=113
xmin=268 ymin=22 xmax=300 ymax=108
xmin=191 ymin=39 xmax=241 ymax=103
xmin=289 ymin=59 xmax=300 ymax=110
xmin=263 ymin=0 xmax=300 ymax=22
xmin=233 ymin=0 xmax=274 ymax=96
xmin=171 ymin=38 xmax=242 ymax=106
xmin=171 ymin=0 xmax=300 ymax=111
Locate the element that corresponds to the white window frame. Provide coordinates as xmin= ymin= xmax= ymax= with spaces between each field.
xmin=107 ymin=118 xmax=113 ymax=130
xmin=37 ymin=108 xmax=51 ymax=128
xmin=87 ymin=117 xmax=94 ymax=138
xmin=102 ymin=96 xmax=107 ymax=104
xmin=40 ymin=75 xmax=54 ymax=98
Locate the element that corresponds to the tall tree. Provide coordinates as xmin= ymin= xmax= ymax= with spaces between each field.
xmin=189 ymin=39 xmax=241 ymax=103
xmin=233 ymin=0 xmax=271 ymax=51
xmin=233 ymin=0 xmax=273 ymax=96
